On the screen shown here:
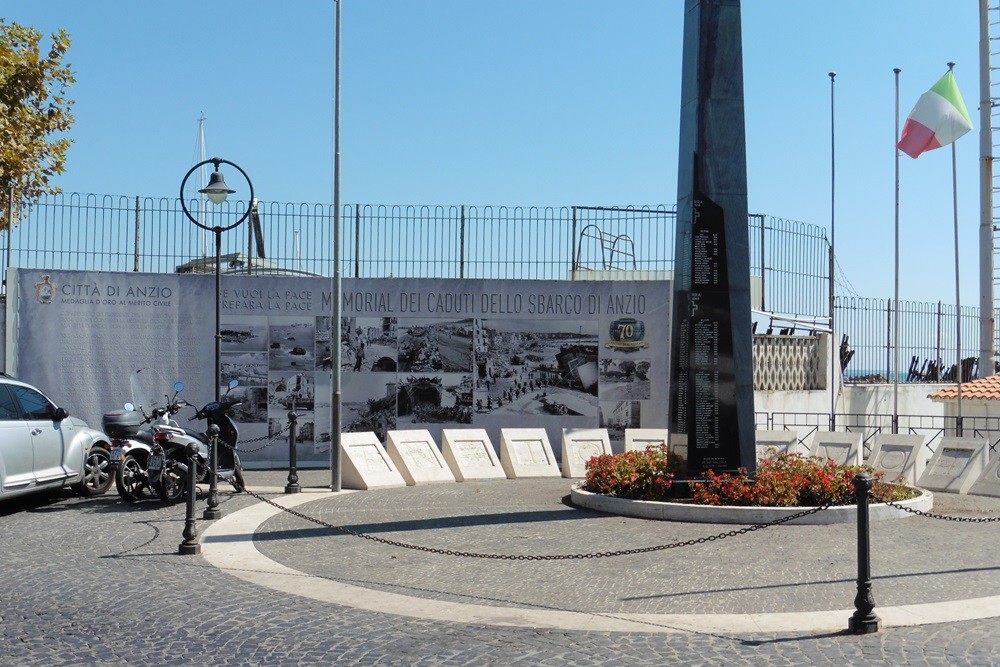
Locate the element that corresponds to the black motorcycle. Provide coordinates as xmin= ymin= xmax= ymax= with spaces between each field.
xmin=151 ymin=379 xmax=246 ymax=504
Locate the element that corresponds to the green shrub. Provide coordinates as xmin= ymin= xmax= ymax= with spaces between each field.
xmin=691 ymin=451 xmax=919 ymax=507
xmin=582 ymin=445 xmax=680 ymax=501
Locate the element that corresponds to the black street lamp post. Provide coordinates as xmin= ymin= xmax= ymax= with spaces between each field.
xmin=179 ymin=157 xmax=254 ymax=520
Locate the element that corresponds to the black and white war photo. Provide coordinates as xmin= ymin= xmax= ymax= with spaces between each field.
xmin=473 ymin=318 xmax=599 ymax=417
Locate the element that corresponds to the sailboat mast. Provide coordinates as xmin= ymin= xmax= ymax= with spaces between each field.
xmin=198 ymin=113 xmax=208 ymax=258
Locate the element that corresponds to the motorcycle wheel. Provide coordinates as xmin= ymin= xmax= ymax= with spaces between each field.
xmin=115 ymin=453 xmax=147 ymax=502
xmin=156 ymin=459 xmax=187 ymax=505
xmin=230 ymin=452 xmax=246 ymax=493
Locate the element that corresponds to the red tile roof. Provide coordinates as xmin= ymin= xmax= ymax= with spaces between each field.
xmin=928 ymin=375 xmax=1000 ymax=401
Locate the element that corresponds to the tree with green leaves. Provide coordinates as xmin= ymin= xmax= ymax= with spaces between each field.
xmin=0 ymin=19 xmax=75 ymax=231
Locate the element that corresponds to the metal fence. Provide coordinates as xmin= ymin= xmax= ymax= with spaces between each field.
xmin=833 ymin=296 xmax=988 ymax=382
xmin=1 ymin=193 xmax=831 ymax=311
xmin=6 ymin=190 xmax=991 ymax=383
xmin=762 ymin=411 xmax=1000 ymax=458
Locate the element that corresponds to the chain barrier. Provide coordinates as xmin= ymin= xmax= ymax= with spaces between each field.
xmin=229 ymin=485 xmax=832 ymax=560
xmin=880 ymin=497 xmax=1000 ymax=523
xmin=226 ymin=423 xmax=291 ymax=453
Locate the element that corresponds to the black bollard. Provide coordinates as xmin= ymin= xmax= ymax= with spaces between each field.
xmin=285 ymin=409 xmax=300 ymax=494
xmin=203 ymin=424 xmax=222 ymax=520
xmin=178 ymin=442 xmax=202 ymax=555
xmin=848 ymin=472 xmax=881 ymax=633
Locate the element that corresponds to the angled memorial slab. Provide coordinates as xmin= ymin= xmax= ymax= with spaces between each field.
xmin=868 ymin=434 xmax=927 ymax=486
xmin=385 ymin=429 xmax=456 ymax=486
xmin=340 ymin=432 xmax=407 ymax=490
xmin=561 ymin=428 xmax=611 ymax=479
xmin=440 ymin=428 xmax=506 ymax=482
xmin=499 ymin=428 xmax=561 ymax=479
xmin=917 ymin=437 xmax=988 ymax=494
xmin=624 ymin=428 xmax=669 ymax=453
xmin=808 ymin=431 xmax=863 ymax=466
xmin=969 ymin=452 xmax=1000 ymax=498
xmin=755 ymin=430 xmax=801 ymax=461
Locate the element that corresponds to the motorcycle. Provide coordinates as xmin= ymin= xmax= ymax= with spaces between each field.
xmin=102 ymin=372 xmax=188 ymax=502
xmin=150 ymin=379 xmax=246 ymax=504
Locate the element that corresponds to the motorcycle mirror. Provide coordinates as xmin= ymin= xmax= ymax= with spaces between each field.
xmin=124 ymin=402 xmax=135 ymax=412
xmin=174 ymin=381 xmax=184 ymax=393
xmin=228 ymin=379 xmax=239 ymax=390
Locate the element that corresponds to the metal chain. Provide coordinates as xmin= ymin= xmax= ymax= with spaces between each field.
xmin=234 ymin=486 xmax=832 ymax=560
xmin=880 ymin=498 xmax=1000 ymax=523
xmin=227 ymin=423 xmax=290 ymax=453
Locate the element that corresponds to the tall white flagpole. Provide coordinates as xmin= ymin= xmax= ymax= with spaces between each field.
xmin=949 ymin=62 xmax=964 ymax=435
xmin=829 ymin=71 xmax=837 ymax=430
xmin=893 ymin=67 xmax=901 ymax=434
xmin=331 ymin=0 xmax=343 ymax=491
xmin=978 ymin=0 xmax=995 ymax=378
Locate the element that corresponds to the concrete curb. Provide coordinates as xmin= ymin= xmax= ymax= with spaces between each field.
xmin=569 ymin=483 xmax=934 ymax=525
xmin=200 ymin=488 xmax=1000 ymax=635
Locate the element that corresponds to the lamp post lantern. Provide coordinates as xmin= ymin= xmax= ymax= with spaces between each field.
xmin=179 ymin=157 xmax=254 ymax=519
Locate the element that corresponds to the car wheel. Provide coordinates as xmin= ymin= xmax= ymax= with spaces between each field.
xmin=74 ymin=446 xmax=114 ymax=496
xmin=115 ymin=453 xmax=146 ymax=502
xmin=156 ymin=459 xmax=187 ymax=505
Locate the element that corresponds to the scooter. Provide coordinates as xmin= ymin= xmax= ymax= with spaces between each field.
xmin=102 ymin=372 xmax=188 ymax=502
xmin=150 ymin=379 xmax=246 ymax=504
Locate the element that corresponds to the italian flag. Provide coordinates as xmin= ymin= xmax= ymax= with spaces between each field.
xmin=897 ymin=69 xmax=972 ymax=159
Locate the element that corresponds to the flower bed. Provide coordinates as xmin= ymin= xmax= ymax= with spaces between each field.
xmin=570 ymin=483 xmax=934 ymax=525
xmin=580 ymin=447 xmax=921 ymax=509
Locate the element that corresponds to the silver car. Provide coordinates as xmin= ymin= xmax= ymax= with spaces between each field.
xmin=0 ymin=375 xmax=113 ymax=500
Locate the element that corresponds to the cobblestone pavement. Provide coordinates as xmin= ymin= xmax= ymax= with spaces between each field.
xmin=1 ymin=469 xmax=999 ymax=666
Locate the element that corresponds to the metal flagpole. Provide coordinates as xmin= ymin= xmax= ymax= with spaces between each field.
xmin=949 ymin=62 xmax=964 ymax=436
xmin=979 ymin=0 xmax=995 ymax=378
xmin=331 ymin=0 xmax=343 ymax=491
xmin=893 ymin=67 xmax=901 ymax=434
xmin=829 ymin=71 xmax=837 ymax=430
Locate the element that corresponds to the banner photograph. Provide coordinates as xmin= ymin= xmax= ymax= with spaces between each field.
xmin=10 ymin=270 xmax=670 ymax=466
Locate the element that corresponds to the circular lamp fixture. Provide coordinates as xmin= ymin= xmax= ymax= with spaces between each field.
xmin=199 ymin=168 xmax=236 ymax=204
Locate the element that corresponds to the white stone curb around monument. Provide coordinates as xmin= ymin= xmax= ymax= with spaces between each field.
xmin=200 ymin=488 xmax=1000 ymax=635
xmin=570 ymin=483 xmax=934 ymax=525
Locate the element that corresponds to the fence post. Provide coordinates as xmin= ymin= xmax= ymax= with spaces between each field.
xmin=178 ymin=442 xmax=202 ymax=556
xmin=848 ymin=472 xmax=880 ymax=634
xmin=133 ymin=196 xmax=140 ymax=272
xmin=285 ymin=399 xmax=300 ymax=494
xmin=570 ymin=206 xmax=578 ymax=278
xmin=460 ymin=205 xmax=466 ymax=279
xmin=354 ymin=204 xmax=361 ymax=278
xmin=4 ymin=187 xmax=13 ymax=295
xmin=759 ymin=214 xmax=766 ymax=312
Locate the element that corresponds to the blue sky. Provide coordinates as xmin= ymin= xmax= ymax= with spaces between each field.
xmin=3 ymin=1 xmax=987 ymax=306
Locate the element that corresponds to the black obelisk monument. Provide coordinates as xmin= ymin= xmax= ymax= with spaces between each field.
xmin=669 ymin=0 xmax=755 ymax=474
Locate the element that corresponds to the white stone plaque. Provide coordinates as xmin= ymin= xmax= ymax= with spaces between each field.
xmin=917 ymin=437 xmax=988 ymax=494
xmin=340 ymin=432 xmax=407 ymax=490
xmin=969 ymin=452 xmax=1000 ymax=498
xmin=624 ymin=428 xmax=669 ymax=453
xmin=385 ymin=429 xmax=456 ymax=486
xmin=755 ymin=429 xmax=801 ymax=461
xmin=441 ymin=429 xmax=506 ymax=481
xmin=868 ymin=434 xmax=926 ymax=486
xmin=561 ymin=428 xmax=611 ymax=478
xmin=499 ymin=428 xmax=560 ymax=479
xmin=807 ymin=431 xmax=863 ymax=466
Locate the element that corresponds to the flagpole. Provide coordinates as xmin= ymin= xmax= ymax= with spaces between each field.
xmin=893 ymin=67 xmax=901 ymax=435
xmin=979 ymin=0 xmax=995 ymax=379
xmin=828 ymin=71 xmax=837 ymax=431
xmin=949 ymin=62 xmax=964 ymax=436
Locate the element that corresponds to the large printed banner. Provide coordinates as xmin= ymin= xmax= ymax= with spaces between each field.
xmin=10 ymin=269 xmax=670 ymax=466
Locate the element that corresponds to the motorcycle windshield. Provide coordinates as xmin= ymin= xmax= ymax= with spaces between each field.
xmin=129 ymin=369 xmax=151 ymax=411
